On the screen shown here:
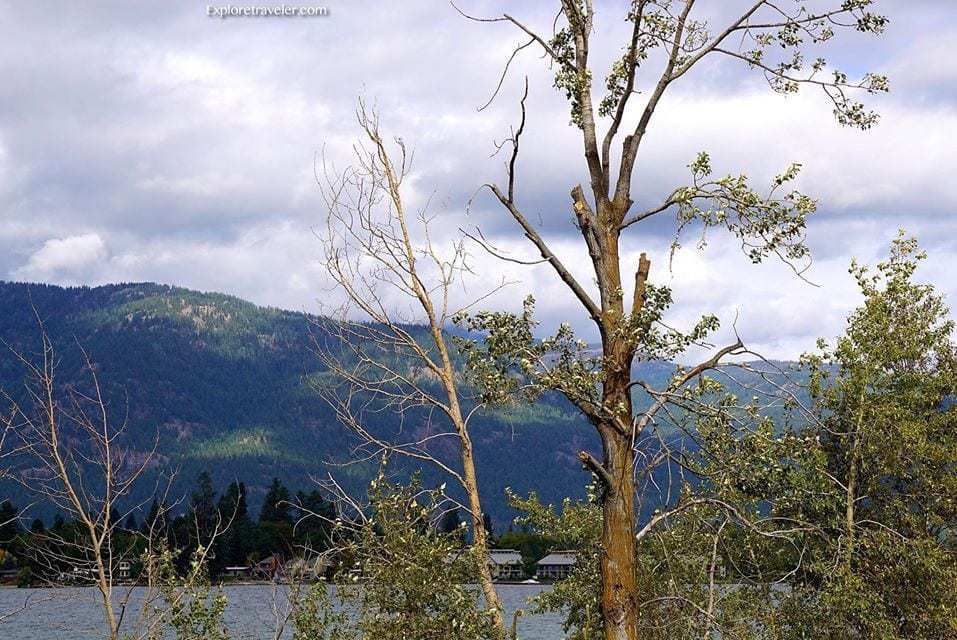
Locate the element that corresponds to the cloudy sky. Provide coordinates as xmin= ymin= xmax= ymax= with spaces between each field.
xmin=1 ymin=1 xmax=954 ymax=359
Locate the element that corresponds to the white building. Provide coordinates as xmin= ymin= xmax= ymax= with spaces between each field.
xmin=536 ymin=551 xmax=577 ymax=581
xmin=488 ymin=549 xmax=524 ymax=581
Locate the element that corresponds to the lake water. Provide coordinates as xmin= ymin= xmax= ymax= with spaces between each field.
xmin=0 ymin=584 xmax=564 ymax=639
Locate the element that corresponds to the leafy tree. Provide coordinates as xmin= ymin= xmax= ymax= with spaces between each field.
xmin=337 ymin=473 xmax=499 ymax=640
xmin=778 ymin=236 xmax=957 ymax=639
xmin=144 ymin=541 xmax=230 ymax=640
xmin=455 ymin=2 xmax=889 ymax=637
xmin=291 ymin=582 xmax=354 ymax=640
xmin=509 ymin=490 xmax=602 ymax=640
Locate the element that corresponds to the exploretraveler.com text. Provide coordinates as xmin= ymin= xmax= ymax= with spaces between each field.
xmin=207 ymin=4 xmax=329 ymax=18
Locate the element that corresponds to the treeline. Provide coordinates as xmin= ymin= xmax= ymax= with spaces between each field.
xmin=0 ymin=473 xmax=337 ymax=585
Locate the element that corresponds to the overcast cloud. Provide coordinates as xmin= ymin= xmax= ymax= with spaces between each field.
xmin=1 ymin=1 xmax=954 ymax=359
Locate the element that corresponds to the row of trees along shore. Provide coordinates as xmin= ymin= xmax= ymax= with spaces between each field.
xmin=0 ymin=475 xmax=565 ymax=587
xmin=0 ymin=474 xmax=337 ymax=586
xmin=1 ymin=2 xmax=955 ymax=640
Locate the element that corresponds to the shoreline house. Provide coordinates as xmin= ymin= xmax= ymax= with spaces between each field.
xmin=223 ymin=565 xmax=252 ymax=579
xmin=254 ymin=554 xmax=283 ymax=580
xmin=116 ymin=560 xmax=132 ymax=581
xmin=536 ymin=551 xmax=577 ymax=581
xmin=488 ymin=549 xmax=525 ymax=581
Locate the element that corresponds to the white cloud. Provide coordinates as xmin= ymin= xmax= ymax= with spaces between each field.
xmin=13 ymin=233 xmax=108 ymax=282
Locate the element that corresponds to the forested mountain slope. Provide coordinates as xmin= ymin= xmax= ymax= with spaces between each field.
xmin=0 ymin=281 xmax=797 ymax=525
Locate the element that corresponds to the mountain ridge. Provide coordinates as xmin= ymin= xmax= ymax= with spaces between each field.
xmin=0 ymin=280 xmax=802 ymax=526
xmin=0 ymin=280 xmax=603 ymax=525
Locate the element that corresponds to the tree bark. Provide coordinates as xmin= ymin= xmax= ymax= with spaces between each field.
xmin=595 ymin=201 xmax=640 ymax=640
xmin=460 ymin=436 xmax=507 ymax=637
xmin=600 ymin=429 xmax=639 ymax=640
xmin=844 ymin=392 xmax=865 ymax=571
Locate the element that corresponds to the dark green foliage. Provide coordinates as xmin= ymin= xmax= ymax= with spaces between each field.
xmin=292 ymin=489 xmax=335 ymax=552
xmin=438 ymin=507 xmax=463 ymax=536
xmin=0 ymin=500 xmax=19 ymax=546
xmin=216 ymin=481 xmax=254 ymax=569
xmin=0 ymin=280 xmax=633 ymax=524
xmin=260 ymin=478 xmax=293 ymax=525
xmin=186 ymin=472 xmax=220 ymax=569
xmin=217 ymin=481 xmax=249 ymax=523
xmin=2 ymin=470 xmax=339 ymax=586
xmin=141 ymin=499 xmax=165 ymax=537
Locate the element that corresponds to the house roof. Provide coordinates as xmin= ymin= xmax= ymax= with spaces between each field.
xmin=537 ymin=551 xmax=577 ymax=566
xmin=488 ymin=549 xmax=523 ymax=565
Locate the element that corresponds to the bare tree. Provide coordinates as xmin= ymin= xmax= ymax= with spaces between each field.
xmin=314 ymin=101 xmax=510 ymax=634
xmin=453 ymin=2 xmax=888 ymax=638
xmin=0 ymin=320 xmax=159 ymax=640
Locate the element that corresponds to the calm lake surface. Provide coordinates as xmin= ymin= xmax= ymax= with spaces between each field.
xmin=0 ymin=584 xmax=563 ymax=639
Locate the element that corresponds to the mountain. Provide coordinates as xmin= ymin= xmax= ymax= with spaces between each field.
xmin=0 ymin=281 xmax=803 ymax=527
xmin=0 ymin=281 xmax=617 ymax=526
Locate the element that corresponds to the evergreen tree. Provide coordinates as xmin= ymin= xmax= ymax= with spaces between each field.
xmin=259 ymin=478 xmax=292 ymax=525
xmin=218 ymin=481 xmax=253 ymax=567
xmin=0 ymin=501 xmax=20 ymax=548
xmin=218 ymin=481 xmax=249 ymax=523
xmin=438 ymin=508 xmax=464 ymax=542
xmin=140 ymin=499 xmax=164 ymax=537
xmin=190 ymin=471 xmax=219 ymax=543
xmin=292 ymin=489 xmax=334 ymax=551
xmin=257 ymin=478 xmax=294 ymax=558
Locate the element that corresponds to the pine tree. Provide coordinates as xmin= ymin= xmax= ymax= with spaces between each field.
xmin=259 ymin=478 xmax=292 ymax=525
xmin=189 ymin=471 xmax=219 ymax=544
xmin=0 ymin=501 xmax=19 ymax=547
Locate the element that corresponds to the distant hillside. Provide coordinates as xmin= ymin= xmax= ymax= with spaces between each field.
xmin=0 ymin=281 xmax=611 ymax=525
xmin=0 ymin=281 xmax=801 ymax=527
